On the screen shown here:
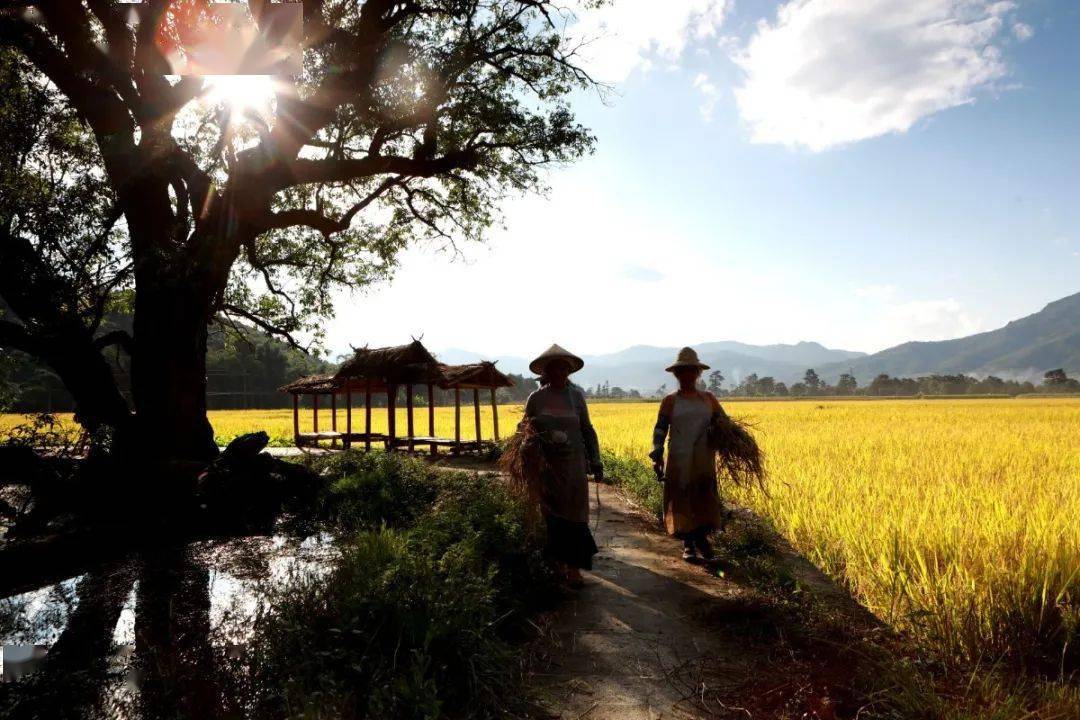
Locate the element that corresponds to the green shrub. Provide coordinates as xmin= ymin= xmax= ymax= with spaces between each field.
xmin=313 ymin=451 xmax=444 ymax=532
xmin=235 ymin=451 xmax=555 ymax=719
xmin=241 ymin=531 xmax=503 ymax=719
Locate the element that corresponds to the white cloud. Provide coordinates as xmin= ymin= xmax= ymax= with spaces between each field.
xmin=572 ymin=0 xmax=731 ymax=82
xmin=733 ymin=0 xmax=1020 ymax=151
xmin=883 ymin=298 xmax=983 ymax=342
xmin=1012 ymin=21 xmax=1034 ymax=41
xmin=692 ymin=72 xmax=719 ymax=121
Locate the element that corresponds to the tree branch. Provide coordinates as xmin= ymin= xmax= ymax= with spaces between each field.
xmin=0 ymin=14 xmax=133 ymax=137
xmin=38 ymin=2 xmax=141 ymax=114
xmin=262 ymin=176 xmax=402 ymax=235
xmin=0 ymin=319 xmax=40 ymax=355
xmin=219 ymin=303 xmax=304 ymax=351
xmin=281 ymin=150 xmax=479 ymax=188
xmin=262 ymin=208 xmax=340 ymax=236
xmin=92 ymin=329 xmax=134 ymax=356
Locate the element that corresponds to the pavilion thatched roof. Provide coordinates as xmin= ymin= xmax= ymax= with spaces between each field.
xmin=334 ymin=339 xmax=442 ymax=385
xmin=281 ymin=340 xmax=516 ymax=395
xmin=438 ymin=362 xmax=515 ymax=389
xmin=279 ymin=374 xmax=341 ymax=394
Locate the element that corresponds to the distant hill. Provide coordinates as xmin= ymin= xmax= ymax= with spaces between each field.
xmin=584 ymin=341 xmax=865 ymax=368
xmin=817 ymin=291 xmax=1080 ymax=383
xmin=440 ymin=341 xmax=866 ymax=392
xmin=576 ymin=342 xmax=864 ymax=392
xmin=437 ymin=349 xmax=532 ymax=375
xmin=441 ymin=292 xmax=1079 ymax=391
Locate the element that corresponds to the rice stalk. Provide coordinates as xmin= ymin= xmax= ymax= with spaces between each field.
xmin=498 ymin=416 xmax=547 ymax=524
xmin=708 ymin=412 xmax=767 ymax=493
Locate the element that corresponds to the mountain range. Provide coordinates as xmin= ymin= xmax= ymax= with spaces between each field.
xmin=439 ymin=291 xmax=1080 ymax=391
xmin=814 ymin=291 xmax=1080 ymax=384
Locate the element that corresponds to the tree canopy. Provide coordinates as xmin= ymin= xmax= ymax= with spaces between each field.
xmin=0 ymin=0 xmax=600 ymax=459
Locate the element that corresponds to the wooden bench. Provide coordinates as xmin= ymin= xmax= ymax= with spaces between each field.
xmin=296 ymin=431 xmax=345 ymax=448
xmin=388 ymin=436 xmax=500 ymax=455
xmin=340 ymin=432 xmax=389 ymax=450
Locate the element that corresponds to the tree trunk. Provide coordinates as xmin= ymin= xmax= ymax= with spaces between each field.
xmin=131 ymin=281 xmax=218 ymax=462
xmin=44 ymin=330 xmax=133 ymax=437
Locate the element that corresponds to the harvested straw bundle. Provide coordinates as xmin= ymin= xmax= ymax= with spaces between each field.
xmin=708 ymin=412 xmax=767 ymax=493
xmin=498 ymin=417 xmax=547 ymax=523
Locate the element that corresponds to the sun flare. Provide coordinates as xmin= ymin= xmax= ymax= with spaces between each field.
xmin=202 ymin=74 xmax=277 ymax=119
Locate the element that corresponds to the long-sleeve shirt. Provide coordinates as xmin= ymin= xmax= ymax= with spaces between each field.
xmin=523 ymin=384 xmax=598 ymax=524
xmin=524 ymin=385 xmax=601 ymax=467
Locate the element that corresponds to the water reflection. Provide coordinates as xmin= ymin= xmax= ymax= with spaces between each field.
xmin=1 ymin=646 xmax=47 ymax=683
xmin=1 ymin=532 xmax=335 ymax=718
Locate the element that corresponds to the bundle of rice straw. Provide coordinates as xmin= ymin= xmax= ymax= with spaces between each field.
xmin=498 ymin=417 xmax=547 ymax=523
xmin=708 ymin=412 xmax=767 ymax=493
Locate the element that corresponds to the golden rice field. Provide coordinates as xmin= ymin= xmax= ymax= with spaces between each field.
xmin=587 ymin=398 xmax=1080 ymax=671
xmin=3 ymin=398 xmax=1079 ymax=671
xmin=614 ymin=398 xmax=1079 ymax=672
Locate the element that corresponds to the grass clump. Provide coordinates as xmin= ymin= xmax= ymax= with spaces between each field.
xmin=711 ymin=515 xmax=799 ymax=595
xmin=314 ymin=450 xmax=444 ymax=531
xmin=600 ymin=449 xmax=663 ymax=519
xmin=231 ymin=451 xmax=555 ymax=720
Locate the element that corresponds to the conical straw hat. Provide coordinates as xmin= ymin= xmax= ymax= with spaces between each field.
xmin=665 ymin=346 xmax=709 ymax=372
xmin=529 ymin=343 xmax=585 ymax=375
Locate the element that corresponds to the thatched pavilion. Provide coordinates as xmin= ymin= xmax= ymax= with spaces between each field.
xmin=279 ymin=374 xmax=346 ymax=448
xmin=436 ymin=361 xmax=515 ymax=451
xmin=280 ymin=340 xmax=514 ymax=454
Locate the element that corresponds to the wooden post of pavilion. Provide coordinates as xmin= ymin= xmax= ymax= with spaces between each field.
xmin=292 ymin=393 xmax=300 ymax=446
xmin=473 ymin=388 xmax=482 ymax=447
xmin=490 ymin=387 xmax=499 ymax=441
xmin=312 ymin=393 xmax=319 ymax=434
xmin=453 ymin=387 xmax=461 ymax=455
xmin=330 ymin=392 xmax=338 ymax=447
xmin=364 ymin=379 xmax=372 ymax=452
xmin=345 ymin=388 xmax=352 ymax=449
xmin=406 ymin=383 xmax=415 ymax=452
xmin=427 ymin=383 xmax=436 ymax=457
xmin=387 ymin=383 xmax=397 ymax=451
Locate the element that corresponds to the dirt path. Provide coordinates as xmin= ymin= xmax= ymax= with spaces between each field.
xmin=532 ymin=483 xmax=879 ymax=720
xmin=262 ymin=448 xmax=882 ymax=716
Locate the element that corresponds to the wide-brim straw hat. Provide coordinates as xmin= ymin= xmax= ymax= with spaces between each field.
xmin=529 ymin=343 xmax=585 ymax=376
xmin=665 ymin=346 xmax=709 ymax=373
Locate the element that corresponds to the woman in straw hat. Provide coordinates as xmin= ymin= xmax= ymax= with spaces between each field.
xmin=524 ymin=344 xmax=603 ymax=587
xmin=649 ymin=347 xmax=724 ymax=561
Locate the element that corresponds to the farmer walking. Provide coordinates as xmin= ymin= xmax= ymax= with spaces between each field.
xmin=522 ymin=344 xmax=603 ymax=588
xmin=650 ymin=347 xmax=725 ymax=561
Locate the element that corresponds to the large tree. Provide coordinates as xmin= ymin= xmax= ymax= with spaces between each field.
xmin=0 ymin=0 xmax=597 ymax=463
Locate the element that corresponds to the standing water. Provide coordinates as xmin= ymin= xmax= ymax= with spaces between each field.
xmin=1 ymin=531 xmax=336 ymax=714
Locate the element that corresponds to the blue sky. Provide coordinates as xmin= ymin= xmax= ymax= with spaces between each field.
xmin=326 ymin=0 xmax=1079 ymax=359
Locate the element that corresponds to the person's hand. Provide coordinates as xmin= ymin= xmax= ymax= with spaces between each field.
xmin=652 ymin=459 xmax=664 ymax=482
xmin=591 ymin=463 xmax=604 ymax=482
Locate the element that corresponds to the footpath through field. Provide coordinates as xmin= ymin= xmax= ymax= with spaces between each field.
xmin=259 ymin=447 xmax=882 ymax=716
xmin=531 ymin=482 xmax=878 ymax=720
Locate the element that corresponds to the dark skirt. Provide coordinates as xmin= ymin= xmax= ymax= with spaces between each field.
xmin=544 ymin=514 xmax=598 ymax=569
